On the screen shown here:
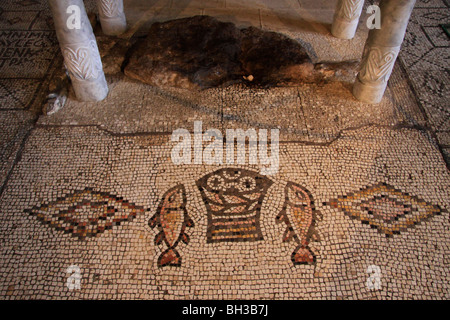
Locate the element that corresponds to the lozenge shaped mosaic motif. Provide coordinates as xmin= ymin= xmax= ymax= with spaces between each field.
xmin=196 ymin=168 xmax=273 ymax=243
xmin=327 ymin=183 xmax=444 ymax=237
xmin=24 ymin=188 xmax=146 ymax=239
xmin=148 ymin=185 xmax=195 ymax=267
xmin=276 ymin=182 xmax=321 ymax=265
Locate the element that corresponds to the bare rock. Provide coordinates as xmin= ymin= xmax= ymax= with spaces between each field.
xmin=124 ymin=16 xmax=315 ymax=89
xmin=239 ymin=26 xmax=314 ymax=85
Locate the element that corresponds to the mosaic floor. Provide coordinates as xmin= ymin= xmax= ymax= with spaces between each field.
xmin=0 ymin=126 xmax=449 ymax=299
xmin=399 ymin=0 xmax=450 ymax=160
xmin=0 ymin=0 xmax=449 ymax=300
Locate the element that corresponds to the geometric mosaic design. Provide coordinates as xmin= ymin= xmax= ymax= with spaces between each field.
xmin=276 ymin=182 xmax=321 ymax=265
xmin=0 ymin=79 xmax=41 ymax=109
xmin=400 ymin=4 xmax=450 ymax=133
xmin=148 ymin=185 xmax=194 ymax=268
xmin=24 ymin=188 xmax=146 ymax=239
xmin=327 ymin=183 xmax=444 ymax=237
xmin=0 ymin=28 xmax=58 ymax=110
xmin=196 ymin=168 xmax=273 ymax=243
xmin=442 ymin=24 xmax=450 ymax=38
xmin=0 ymin=31 xmax=58 ymax=78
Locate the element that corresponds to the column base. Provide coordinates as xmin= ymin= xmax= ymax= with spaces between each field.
xmin=71 ymin=75 xmax=109 ymax=102
xmin=352 ymin=77 xmax=387 ymax=104
xmin=331 ymin=17 xmax=359 ymax=40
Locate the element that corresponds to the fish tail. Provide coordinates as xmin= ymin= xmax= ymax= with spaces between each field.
xmin=291 ymin=245 xmax=315 ymax=265
xmin=158 ymin=248 xmax=182 ymax=267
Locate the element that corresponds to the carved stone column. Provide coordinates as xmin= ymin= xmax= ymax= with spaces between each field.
xmin=96 ymin=0 xmax=127 ymax=35
xmin=331 ymin=0 xmax=364 ymax=39
xmin=49 ymin=0 xmax=108 ymax=102
xmin=353 ymin=0 xmax=416 ymax=104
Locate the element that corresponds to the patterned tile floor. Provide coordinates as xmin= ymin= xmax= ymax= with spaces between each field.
xmin=1 ymin=126 xmax=448 ymax=299
xmin=0 ymin=0 xmax=449 ymax=300
xmin=399 ymin=0 xmax=450 ymax=159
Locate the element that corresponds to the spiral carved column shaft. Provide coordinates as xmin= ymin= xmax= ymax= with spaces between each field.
xmin=331 ymin=0 xmax=364 ymax=39
xmin=353 ymin=0 xmax=416 ymax=104
xmin=96 ymin=0 xmax=127 ymax=35
xmin=49 ymin=0 xmax=108 ymax=102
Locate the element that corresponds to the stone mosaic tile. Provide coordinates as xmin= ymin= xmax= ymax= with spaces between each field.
xmin=400 ymin=6 xmax=450 ymax=135
xmin=38 ymin=74 xmax=223 ymax=134
xmin=0 ymin=30 xmax=58 ymax=78
xmin=0 ymin=125 xmax=448 ymax=299
xmin=29 ymin=10 xmax=55 ymax=31
xmin=220 ymin=85 xmax=309 ymax=140
xmin=437 ymin=132 xmax=450 ymax=146
xmin=423 ymin=26 xmax=450 ymax=47
xmin=25 ymin=188 xmax=147 ymax=239
xmin=442 ymin=148 xmax=450 ymax=163
xmin=415 ymin=0 xmax=448 ymax=8
xmin=0 ymin=110 xmax=34 ymax=193
xmin=39 ymin=64 xmax=421 ymax=143
xmin=276 ymin=182 xmax=321 ymax=265
xmin=387 ymin=62 xmax=427 ymax=127
xmin=0 ymin=0 xmax=97 ymax=12
xmin=327 ymin=183 xmax=444 ymax=237
xmin=0 ymin=11 xmax=39 ymax=30
xmin=197 ymin=168 xmax=272 ymax=243
xmin=0 ymin=28 xmax=59 ymax=111
xmin=401 ymin=57 xmax=449 ymax=132
xmin=0 ymin=0 xmax=448 ymax=301
xmin=149 ymin=184 xmax=194 ymax=267
xmin=0 ymin=0 xmax=48 ymax=11
xmin=0 ymin=79 xmax=42 ymax=110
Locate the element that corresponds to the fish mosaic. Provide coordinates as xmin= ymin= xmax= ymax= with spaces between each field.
xmin=26 ymin=171 xmax=445 ymax=270
xmin=276 ymin=182 xmax=321 ymax=265
xmin=148 ymin=184 xmax=195 ymax=267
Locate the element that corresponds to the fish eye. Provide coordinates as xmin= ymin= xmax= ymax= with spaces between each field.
xmin=238 ymin=177 xmax=256 ymax=192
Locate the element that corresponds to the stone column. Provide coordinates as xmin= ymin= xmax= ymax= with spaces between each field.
xmin=96 ymin=0 xmax=127 ymax=35
xmin=353 ymin=0 xmax=416 ymax=104
xmin=49 ymin=0 xmax=108 ymax=102
xmin=331 ymin=0 xmax=364 ymax=39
